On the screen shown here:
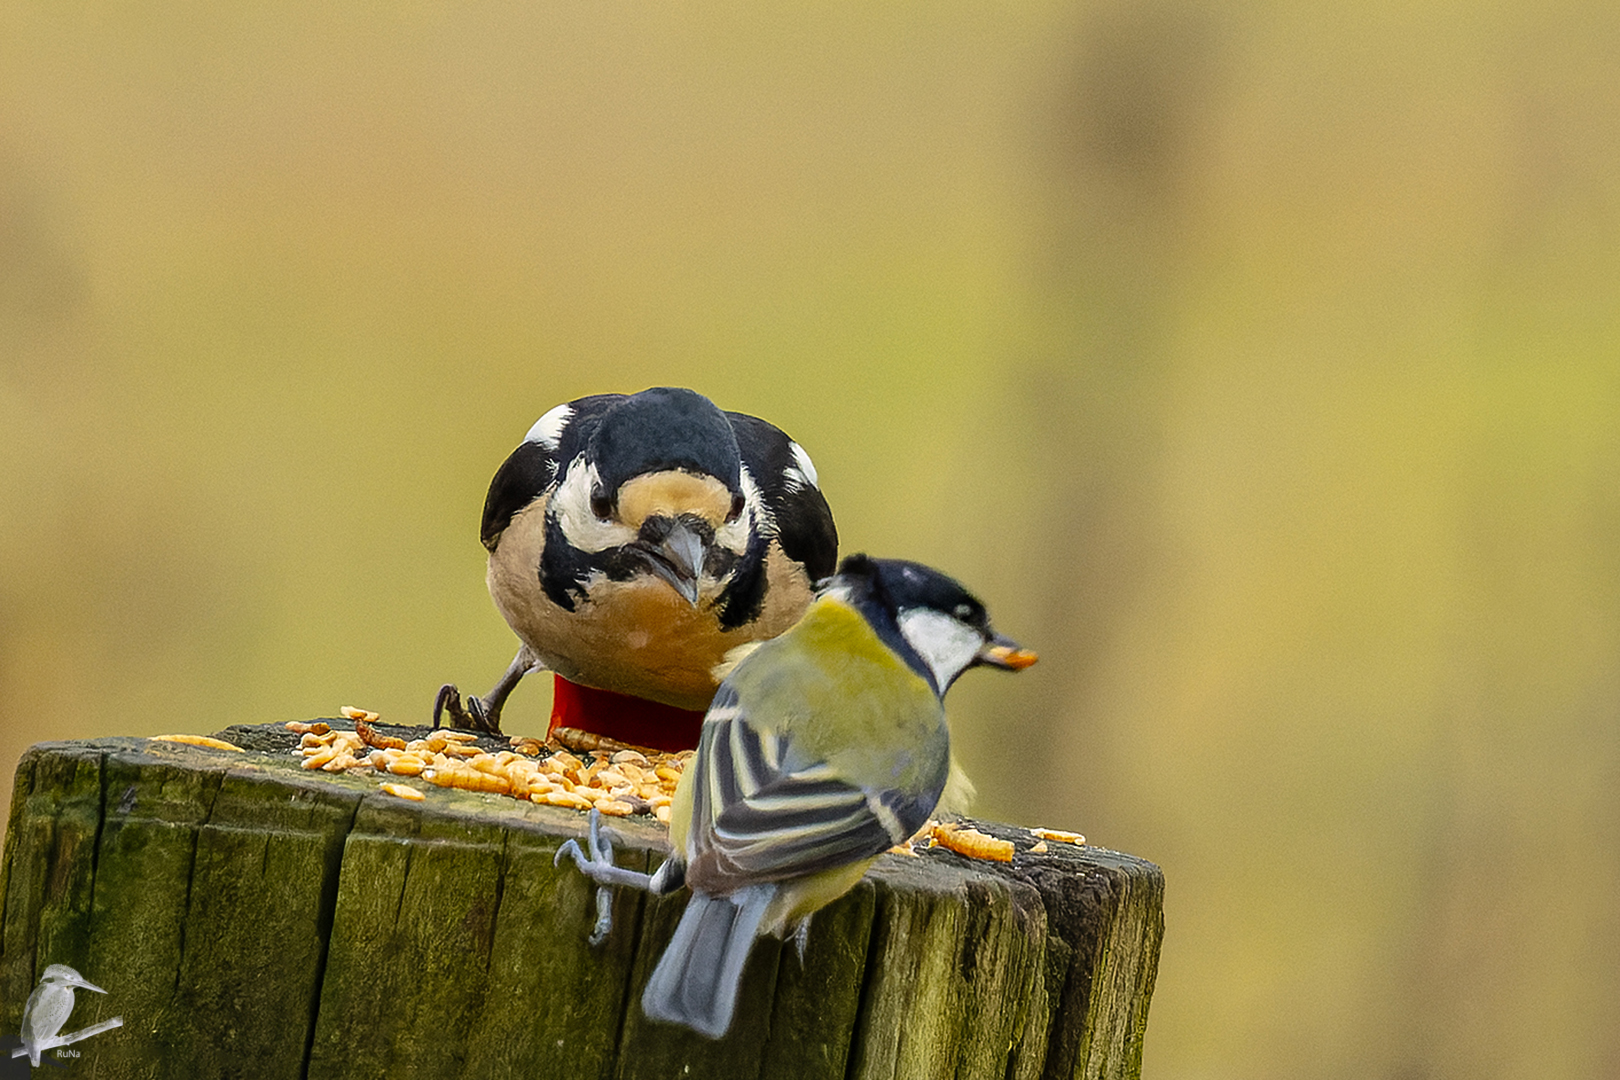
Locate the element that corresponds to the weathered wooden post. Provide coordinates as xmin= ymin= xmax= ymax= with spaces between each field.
xmin=1 ymin=724 xmax=1162 ymax=1079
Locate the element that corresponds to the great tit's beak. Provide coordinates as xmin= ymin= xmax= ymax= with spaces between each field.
xmin=975 ymin=633 xmax=1038 ymax=671
xmin=635 ymin=516 xmax=706 ymax=607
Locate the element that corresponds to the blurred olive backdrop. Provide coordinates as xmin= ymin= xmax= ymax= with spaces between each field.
xmin=4 ymin=2 xmax=1619 ymax=1077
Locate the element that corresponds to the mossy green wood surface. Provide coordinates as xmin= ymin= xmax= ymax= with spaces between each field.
xmin=1 ymin=730 xmax=1163 ymax=1080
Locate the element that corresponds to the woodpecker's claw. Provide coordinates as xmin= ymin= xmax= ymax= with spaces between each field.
xmin=432 ymin=683 xmax=504 ymax=734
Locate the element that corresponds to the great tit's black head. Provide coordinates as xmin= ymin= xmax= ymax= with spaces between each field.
xmin=831 ymin=554 xmax=1037 ymax=694
xmin=551 ymin=388 xmax=755 ymax=605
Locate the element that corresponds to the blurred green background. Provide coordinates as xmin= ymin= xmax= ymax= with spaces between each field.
xmin=3 ymin=2 xmax=1618 ymax=1077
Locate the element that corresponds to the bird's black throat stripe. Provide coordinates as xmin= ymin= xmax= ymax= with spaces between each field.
xmin=538 ymin=507 xmax=765 ymax=619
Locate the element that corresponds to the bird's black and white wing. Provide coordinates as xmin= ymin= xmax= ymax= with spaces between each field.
xmin=479 ymin=394 xmax=621 ymax=550
xmin=727 ymin=413 xmax=838 ymax=583
xmin=683 ymin=685 xmax=938 ymax=890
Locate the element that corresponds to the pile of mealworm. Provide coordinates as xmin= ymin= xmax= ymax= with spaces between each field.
xmin=287 ymin=707 xmax=688 ymax=822
xmin=152 ymin=711 xmax=1089 ymax=859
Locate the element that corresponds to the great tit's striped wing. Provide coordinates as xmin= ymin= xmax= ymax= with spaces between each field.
xmin=685 ymin=685 xmax=935 ymax=890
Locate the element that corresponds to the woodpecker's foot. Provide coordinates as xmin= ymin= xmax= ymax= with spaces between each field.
xmin=432 ymin=684 xmax=503 ymax=734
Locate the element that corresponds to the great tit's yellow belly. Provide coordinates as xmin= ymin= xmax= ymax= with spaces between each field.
xmin=761 ymin=857 xmax=880 ymax=938
xmin=486 ymin=499 xmax=816 ymax=711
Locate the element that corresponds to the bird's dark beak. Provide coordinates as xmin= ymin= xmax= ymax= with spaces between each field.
xmin=976 ymin=633 xmax=1038 ymax=671
xmin=72 ymin=977 xmax=108 ymax=994
xmin=635 ymin=516 xmax=707 ymax=607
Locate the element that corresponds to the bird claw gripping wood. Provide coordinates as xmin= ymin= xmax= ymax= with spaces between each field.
xmin=555 ymin=809 xmax=656 ymax=944
xmin=432 ymin=683 xmax=501 ymax=734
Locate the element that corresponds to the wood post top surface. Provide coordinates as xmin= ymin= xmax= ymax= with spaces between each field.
xmin=1 ymin=723 xmax=1164 ymax=1080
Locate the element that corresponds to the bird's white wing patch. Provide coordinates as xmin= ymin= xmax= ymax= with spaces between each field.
xmin=897 ymin=608 xmax=983 ymax=693
xmin=524 ymin=403 xmax=573 ymax=450
xmin=785 ymin=441 xmax=820 ymax=490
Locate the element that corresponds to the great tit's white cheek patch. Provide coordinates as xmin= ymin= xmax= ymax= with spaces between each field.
xmin=553 ymin=457 xmax=636 ymax=553
xmin=897 ymin=608 xmax=984 ymax=691
xmin=524 ymin=402 xmax=573 ymax=451
xmin=785 ymin=441 xmax=820 ymax=491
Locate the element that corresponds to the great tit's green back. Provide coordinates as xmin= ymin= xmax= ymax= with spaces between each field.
xmin=726 ymin=593 xmax=949 ymax=790
xmin=671 ymin=593 xmax=951 ymax=894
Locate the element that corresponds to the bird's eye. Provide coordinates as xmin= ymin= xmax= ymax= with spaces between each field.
xmin=953 ymin=603 xmax=974 ymax=621
xmin=725 ymin=493 xmax=745 ymax=524
xmin=590 ymin=489 xmax=613 ymax=521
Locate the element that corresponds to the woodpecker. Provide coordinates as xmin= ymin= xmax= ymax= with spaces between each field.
xmin=436 ymin=387 xmax=837 ymax=748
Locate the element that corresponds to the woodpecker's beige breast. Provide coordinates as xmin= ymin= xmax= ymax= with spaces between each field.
xmin=486 ymin=497 xmax=816 ymax=711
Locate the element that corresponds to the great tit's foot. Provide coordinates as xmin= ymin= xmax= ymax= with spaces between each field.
xmin=588 ymin=879 xmax=614 ymax=946
xmin=432 ymin=684 xmax=503 ymax=734
xmin=555 ymin=809 xmax=655 ymax=892
xmin=555 ymin=809 xmax=656 ymax=944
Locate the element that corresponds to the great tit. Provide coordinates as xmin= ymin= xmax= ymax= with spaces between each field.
xmin=436 ymin=387 xmax=838 ymax=738
xmin=556 ymin=554 xmax=1037 ymax=1039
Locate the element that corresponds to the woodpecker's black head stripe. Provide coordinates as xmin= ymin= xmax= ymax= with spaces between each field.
xmin=590 ymin=388 xmax=743 ymax=496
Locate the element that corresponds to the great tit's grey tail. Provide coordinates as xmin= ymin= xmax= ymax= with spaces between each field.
xmin=641 ymin=885 xmax=774 ymax=1039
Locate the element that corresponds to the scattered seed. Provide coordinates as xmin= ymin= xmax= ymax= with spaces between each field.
xmin=1029 ymin=827 xmax=1086 ymax=846
xmin=285 ymin=721 xmax=331 ymax=735
xmin=1030 ymin=841 xmax=1050 ymax=854
xmin=322 ymin=751 xmax=358 ymax=773
xmin=302 ymin=746 xmax=337 ymax=770
xmin=379 ymin=782 xmax=425 ymax=801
